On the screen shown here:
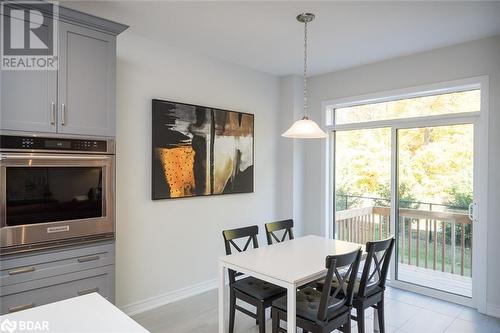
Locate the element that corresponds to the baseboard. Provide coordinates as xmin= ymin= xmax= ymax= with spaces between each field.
xmin=120 ymin=278 xmax=218 ymax=316
xmin=487 ymin=302 xmax=500 ymax=318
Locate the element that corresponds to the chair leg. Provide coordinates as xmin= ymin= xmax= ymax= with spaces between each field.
xmin=356 ymin=307 xmax=365 ymax=333
xmin=257 ymin=302 xmax=266 ymax=333
xmin=342 ymin=319 xmax=351 ymax=333
xmin=377 ymin=299 xmax=385 ymax=333
xmin=229 ymin=289 xmax=236 ymax=333
xmin=271 ymin=307 xmax=280 ymax=333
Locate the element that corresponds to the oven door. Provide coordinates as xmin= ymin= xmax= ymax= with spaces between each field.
xmin=0 ymin=153 xmax=114 ymax=249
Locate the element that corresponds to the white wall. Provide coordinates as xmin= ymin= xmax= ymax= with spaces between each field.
xmin=277 ymin=75 xmax=305 ymax=236
xmin=114 ymin=31 xmax=290 ymax=309
xmin=303 ymin=36 xmax=500 ymax=312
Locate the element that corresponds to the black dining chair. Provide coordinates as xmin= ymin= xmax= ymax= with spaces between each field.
xmin=271 ymin=248 xmax=362 ymax=333
xmin=313 ymin=237 xmax=395 ymax=333
xmin=265 ymin=219 xmax=294 ymax=245
xmin=222 ymin=225 xmax=287 ymax=333
xmin=350 ymin=237 xmax=395 ymax=333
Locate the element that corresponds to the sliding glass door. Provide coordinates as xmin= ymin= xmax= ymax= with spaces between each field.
xmin=329 ymin=84 xmax=483 ymax=305
xmin=334 ymin=128 xmax=391 ymax=244
xmin=396 ymin=124 xmax=474 ymax=297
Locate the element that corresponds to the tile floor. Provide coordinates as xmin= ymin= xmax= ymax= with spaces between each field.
xmin=132 ymin=286 xmax=500 ymax=333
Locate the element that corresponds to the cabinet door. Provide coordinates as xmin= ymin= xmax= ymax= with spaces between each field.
xmin=0 ymin=265 xmax=115 ymax=314
xmin=0 ymin=16 xmax=57 ymax=133
xmin=58 ymin=22 xmax=116 ymax=136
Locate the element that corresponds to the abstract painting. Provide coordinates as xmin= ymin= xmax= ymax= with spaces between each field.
xmin=152 ymin=99 xmax=254 ymax=199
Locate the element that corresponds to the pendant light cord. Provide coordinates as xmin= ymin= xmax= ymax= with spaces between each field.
xmin=303 ymin=20 xmax=308 ymax=118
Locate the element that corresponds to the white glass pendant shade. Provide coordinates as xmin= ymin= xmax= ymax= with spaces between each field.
xmin=282 ymin=13 xmax=327 ymax=139
xmin=281 ymin=116 xmax=327 ymax=139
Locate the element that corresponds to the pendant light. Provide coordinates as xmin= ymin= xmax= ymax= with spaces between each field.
xmin=282 ymin=13 xmax=327 ymax=139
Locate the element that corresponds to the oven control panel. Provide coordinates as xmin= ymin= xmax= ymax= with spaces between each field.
xmin=0 ymin=135 xmax=108 ymax=152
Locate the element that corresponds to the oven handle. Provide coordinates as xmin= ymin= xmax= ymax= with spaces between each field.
xmin=0 ymin=154 xmax=112 ymax=160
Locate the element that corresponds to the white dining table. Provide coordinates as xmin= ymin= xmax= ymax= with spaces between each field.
xmin=218 ymin=234 xmax=377 ymax=333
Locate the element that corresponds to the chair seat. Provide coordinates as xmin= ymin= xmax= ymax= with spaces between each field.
xmin=272 ymin=287 xmax=349 ymax=323
xmin=232 ymin=276 xmax=286 ymax=300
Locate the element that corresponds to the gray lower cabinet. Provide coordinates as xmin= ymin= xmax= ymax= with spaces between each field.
xmin=0 ymin=240 xmax=115 ymax=315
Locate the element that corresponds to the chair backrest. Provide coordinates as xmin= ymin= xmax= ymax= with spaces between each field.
xmin=265 ymin=219 xmax=294 ymax=245
xmin=222 ymin=225 xmax=259 ymax=283
xmin=357 ymin=237 xmax=395 ymax=298
xmin=317 ymin=248 xmax=362 ymax=322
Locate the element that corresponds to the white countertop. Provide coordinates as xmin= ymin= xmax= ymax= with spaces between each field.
xmin=0 ymin=293 xmax=149 ymax=333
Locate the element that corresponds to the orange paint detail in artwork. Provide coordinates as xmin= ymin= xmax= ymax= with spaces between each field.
xmin=157 ymin=146 xmax=196 ymax=198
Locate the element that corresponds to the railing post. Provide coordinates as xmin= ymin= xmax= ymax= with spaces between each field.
xmin=433 ymin=220 xmax=437 ymax=270
xmin=336 ymin=220 xmax=340 ymax=240
xmin=349 ymin=218 xmax=353 ymax=242
xmin=371 ymin=213 xmax=375 ymax=241
xmin=379 ymin=215 xmax=383 ymax=240
xmin=451 ymin=219 xmax=456 ymax=275
xmin=425 ymin=219 xmax=428 ymax=269
xmin=461 ymin=223 xmax=465 ymax=276
xmin=387 ymin=214 xmax=390 ymax=237
xmin=441 ymin=221 xmax=446 ymax=272
xmin=401 ymin=217 xmax=405 ymax=264
xmin=416 ymin=219 xmax=420 ymax=267
xmin=408 ymin=218 xmax=412 ymax=265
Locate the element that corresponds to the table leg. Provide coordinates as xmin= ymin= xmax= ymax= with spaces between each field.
xmin=374 ymin=307 xmax=380 ymax=333
xmin=287 ymin=284 xmax=296 ymax=333
xmin=218 ymin=263 xmax=226 ymax=333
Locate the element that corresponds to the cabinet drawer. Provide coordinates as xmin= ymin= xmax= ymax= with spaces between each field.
xmin=0 ymin=241 xmax=114 ymax=287
xmin=0 ymin=265 xmax=114 ymax=315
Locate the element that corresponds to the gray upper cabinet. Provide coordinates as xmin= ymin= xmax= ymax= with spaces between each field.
xmin=0 ymin=5 xmax=127 ymax=137
xmin=0 ymin=16 xmax=57 ymax=133
xmin=0 ymin=69 xmax=57 ymax=133
xmin=57 ymin=22 xmax=116 ymax=136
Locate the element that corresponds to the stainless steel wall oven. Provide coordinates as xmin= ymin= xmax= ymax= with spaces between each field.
xmin=0 ymin=135 xmax=115 ymax=253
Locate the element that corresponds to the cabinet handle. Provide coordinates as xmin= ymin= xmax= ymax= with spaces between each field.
xmin=51 ymin=102 xmax=56 ymax=125
xmin=61 ymin=103 xmax=66 ymax=125
xmin=77 ymin=255 xmax=100 ymax=263
xmin=8 ymin=303 xmax=34 ymax=313
xmin=8 ymin=266 xmax=35 ymax=275
xmin=77 ymin=287 xmax=99 ymax=296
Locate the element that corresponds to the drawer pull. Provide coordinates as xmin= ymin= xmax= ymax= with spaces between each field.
xmin=8 ymin=266 xmax=35 ymax=275
xmin=8 ymin=303 xmax=34 ymax=313
xmin=77 ymin=287 xmax=99 ymax=296
xmin=77 ymin=255 xmax=100 ymax=263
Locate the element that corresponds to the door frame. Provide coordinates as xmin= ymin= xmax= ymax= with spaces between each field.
xmin=321 ymin=76 xmax=489 ymax=312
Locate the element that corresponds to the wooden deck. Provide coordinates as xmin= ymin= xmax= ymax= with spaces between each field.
xmin=398 ymin=263 xmax=472 ymax=297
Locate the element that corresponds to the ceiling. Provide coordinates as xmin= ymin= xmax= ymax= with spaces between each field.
xmin=62 ymin=1 xmax=500 ymax=77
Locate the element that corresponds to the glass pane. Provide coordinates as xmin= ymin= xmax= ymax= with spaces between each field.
xmin=6 ymin=167 xmax=103 ymax=226
xmin=334 ymin=128 xmax=391 ymax=244
xmin=335 ymin=90 xmax=480 ymax=125
xmin=396 ymin=124 xmax=473 ymax=297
